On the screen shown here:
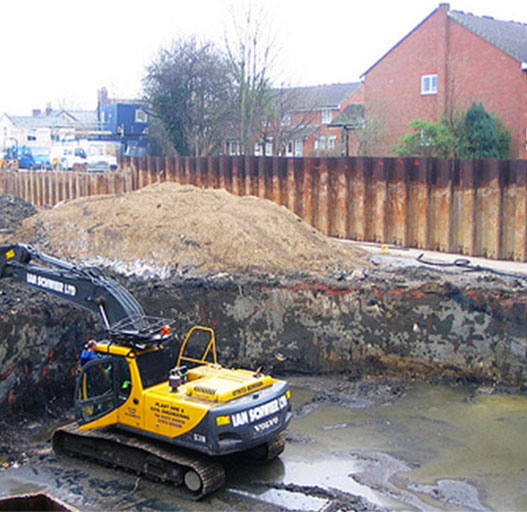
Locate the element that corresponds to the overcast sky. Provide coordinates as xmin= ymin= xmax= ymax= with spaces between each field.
xmin=1 ymin=0 xmax=525 ymax=115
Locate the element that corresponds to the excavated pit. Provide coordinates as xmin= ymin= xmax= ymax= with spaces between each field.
xmin=1 ymin=185 xmax=527 ymax=509
xmin=1 ymin=183 xmax=526 ymax=420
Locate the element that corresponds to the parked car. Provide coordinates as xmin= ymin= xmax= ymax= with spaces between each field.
xmin=3 ymin=145 xmax=51 ymax=170
xmin=85 ymin=143 xmax=118 ymax=171
xmin=31 ymin=147 xmax=52 ymax=170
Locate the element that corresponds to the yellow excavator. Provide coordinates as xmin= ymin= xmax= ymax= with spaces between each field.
xmin=0 ymin=244 xmax=292 ymax=498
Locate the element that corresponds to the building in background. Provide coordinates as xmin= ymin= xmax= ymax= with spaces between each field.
xmin=362 ymin=3 xmax=527 ymax=158
xmin=97 ymin=87 xmax=148 ymax=157
xmin=0 ymin=106 xmax=101 ymax=152
xmin=223 ymin=82 xmax=364 ymax=157
xmin=0 ymin=88 xmax=149 ymax=168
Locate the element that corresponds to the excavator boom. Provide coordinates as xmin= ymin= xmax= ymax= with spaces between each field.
xmin=0 ymin=244 xmax=173 ymax=345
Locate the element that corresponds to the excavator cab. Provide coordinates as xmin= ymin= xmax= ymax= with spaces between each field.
xmin=76 ymin=355 xmax=132 ymax=424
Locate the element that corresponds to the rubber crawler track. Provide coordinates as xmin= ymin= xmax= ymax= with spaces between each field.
xmin=261 ymin=431 xmax=286 ymax=462
xmin=52 ymin=422 xmax=225 ymax=500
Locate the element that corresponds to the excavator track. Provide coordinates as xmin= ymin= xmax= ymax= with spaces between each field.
xmin=264 ymin=431 xmax=286 ymax=461
xmin=247 ymin=431 xmax=286 ymax=462
xmin=52 ymin=423 xmax=225 ymax=500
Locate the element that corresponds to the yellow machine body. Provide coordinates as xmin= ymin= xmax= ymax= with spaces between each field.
xmin=75 ymin=327 xmax=292 ymax=456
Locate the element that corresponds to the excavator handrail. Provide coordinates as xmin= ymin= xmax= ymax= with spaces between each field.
xmin=177 ymin=326 xmax=218 ymax=367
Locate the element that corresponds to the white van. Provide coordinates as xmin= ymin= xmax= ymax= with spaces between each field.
xmin=50 ymin=145 xmax=87 ymax=170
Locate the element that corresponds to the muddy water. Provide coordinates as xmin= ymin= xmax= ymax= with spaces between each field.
xmin=1 ymin=380 xmax=527 ymax=511
xmin=287 ymin=381 xmax=527 ymax=511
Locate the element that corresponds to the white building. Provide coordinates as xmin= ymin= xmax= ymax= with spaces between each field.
xmin=0 ymin=108 xmax=102 ymax=152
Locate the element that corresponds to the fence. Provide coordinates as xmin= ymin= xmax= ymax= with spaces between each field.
xmin=2 ymin=155 xmax=527 ymax=262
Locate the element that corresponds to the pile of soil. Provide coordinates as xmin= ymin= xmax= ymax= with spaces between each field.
xmin=0 ymin=194 xmax=37 ymax=237
xmin=8 ymin=182 xmax=367 ymax=277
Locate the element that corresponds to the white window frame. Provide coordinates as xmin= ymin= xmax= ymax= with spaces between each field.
xmin=421 ymin=74 xmax=438 ymax=95
xmin=281 ymin=113 xmax=291 ymax=126
xmin=321 ymin=109 xmax=333 ymax=124
xmin=135 ymin=108 xmax=148 ymax=123
xmin=228 ymin=141 xmax=239 ymax=155
xmin=420 ymin=129 xmax=433 ymax=147
xmin=294 ymin=139 xmax=303 ymax=157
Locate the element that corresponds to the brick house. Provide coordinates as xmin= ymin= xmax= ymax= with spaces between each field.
xmin=223 ymin=82 xmax=364 ymax=157
xmin=362 ymin=3 xmax=527 ymax=158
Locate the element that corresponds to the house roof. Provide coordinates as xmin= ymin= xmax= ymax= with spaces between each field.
xmin=6 ymin=110 xmax=99 ymax=130
xmin=276 ymin=82 xmax=361 ymax=111
xmin=362 ymin=4 xmax=527 ymax=77
xmin=448 ymin=10 xmax=527 ymax=63
xmin=285 ymin=124 xmax=320 ymax=139
xmin=329 ymin=104 xmax=365 ymax=128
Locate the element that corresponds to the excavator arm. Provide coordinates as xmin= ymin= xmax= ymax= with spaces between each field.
xmin=0 ymin=243 xmax=173 ymax=346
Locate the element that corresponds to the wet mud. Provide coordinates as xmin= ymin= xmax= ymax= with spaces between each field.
xmin=2 ymin=377 xmax=527 ymax=511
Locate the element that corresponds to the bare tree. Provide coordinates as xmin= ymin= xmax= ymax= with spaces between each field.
xmin=224 ymin=2 xmax=279 ymax=155
xmin=356 ymin=101 xmax=386 ymax=156
xmin=254 ymin=85 xmax=323 ymax=156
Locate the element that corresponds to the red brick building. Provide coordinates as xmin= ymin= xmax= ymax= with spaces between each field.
xmin=279 ymin=82 xmax=364 ymax=157
xmin=362 ymin=3 xmax=527 ymax=158
xmin=223 ymin=82 xmax=364 ymax=157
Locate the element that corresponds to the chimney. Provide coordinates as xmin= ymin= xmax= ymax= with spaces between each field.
xmin=45 ymin=102 xmax=52 ymax=115
xmin=98 ymin=87 xmax=109 ymax=107
xmin=32 ymin=109 xmax=41 ymax=117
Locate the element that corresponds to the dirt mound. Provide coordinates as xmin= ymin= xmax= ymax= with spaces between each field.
xmin=9 ymin=182 xmax=367 ymax=277
xmin=0 ymin=194 xmax=37 ymax=237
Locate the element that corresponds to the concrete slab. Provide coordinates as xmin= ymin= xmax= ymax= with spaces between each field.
xmin=339 ymin=239 xmax=527 ymax=278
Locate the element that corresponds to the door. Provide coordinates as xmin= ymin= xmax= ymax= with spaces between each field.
xmin=75 ymin=356 xmax=130 ymax=424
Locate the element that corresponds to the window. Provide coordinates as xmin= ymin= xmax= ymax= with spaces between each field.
xmin=322 ymin=109 xmax=333 ymax=124
xmin=137 ymin=348 xmax=176 ymax=389
xmin=228 ymin=141 xmax=239 ymax=155
xmin=294 ymin=139 xmax=303 ymax=157
xmin=287 ymin=141 xmax=293 ymax=156
xmin=135 ymin=108 xmax=148 ymax=123
xmin=421 ymin=74 xmax=438 ymax=95
xmin=281 ymin=113 xmax=291 ymax=126
xmin=420 ymin=129 xmax=433 ymax=147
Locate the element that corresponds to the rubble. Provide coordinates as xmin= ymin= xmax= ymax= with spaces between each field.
xmin=0 ymin=194 xmax=37 ymax=237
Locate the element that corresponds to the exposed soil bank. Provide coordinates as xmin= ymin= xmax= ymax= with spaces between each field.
xmin=2 ymin=263 xmax=527 ymax=421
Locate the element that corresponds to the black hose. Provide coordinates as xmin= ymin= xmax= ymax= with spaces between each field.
xmin=416 ymin=253 xmax=527 ymax=280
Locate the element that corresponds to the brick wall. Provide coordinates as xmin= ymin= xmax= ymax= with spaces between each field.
xmin=364 ymin=4 xmax=527 ymax=158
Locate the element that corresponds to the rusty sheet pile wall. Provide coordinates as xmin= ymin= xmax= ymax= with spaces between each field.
xmin=2 ymin=156 xmax=527 ymax=262
xmin=0 ymin=169 xmax=133 ymax=208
